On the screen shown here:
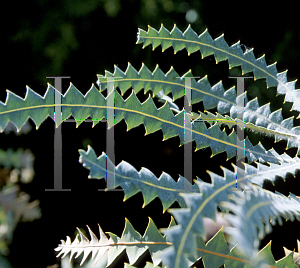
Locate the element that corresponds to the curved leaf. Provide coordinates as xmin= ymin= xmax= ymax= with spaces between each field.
xmin=136 ymin=24 xmax=300 ymax=115
xmin=0 ymin=84 xmax=286 ymax=164
xmin=221 ymin=184 xmax=300 ymax=260
xmin=97 ymin=63 xmax=300 ymax=154
xmin=55 ymin=214 xmax=297 ymax=268
xmin=199 ymin=108 xmax=300 ymax=155
xmin=156 ymin=156 xmax=300 ymax=268
xmin=78 ymin=146 xmax=300 ymax=212
xmin=97 ymin=62 xmax=236 ymax=114
xmin=78 ymin=145 xmax=200 ymax=213
xmin=159 ymin=224 xmax=297 ymax=268
xmin=55 ymin=217 xmax=175 ymax=267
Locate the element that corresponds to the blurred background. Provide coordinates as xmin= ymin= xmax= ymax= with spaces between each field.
xmin=1 ymin=0 xmax=300 ymax=267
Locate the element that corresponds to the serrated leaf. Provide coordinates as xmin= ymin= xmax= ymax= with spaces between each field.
xmin=221 ymin=184 xmax=300 ymax=261
xmin=55 ymin=217 xmax=174 ymax=267
xmin=0 ymin=84 xmax=286 ymax=164
xmin=97 ymin=62 xmax=300 ymax=155
xmin=78 ymin=145 xmax=200 ymax=213
xmin=78 ymin=146 xmax=300 ymax=214
xmin=155 ymin=158 xmax=300 ymax=268
xmin=136 ymin=24 xmax=300 ymax=115
xmin=199 ymin=108 xmax=300 ymax=155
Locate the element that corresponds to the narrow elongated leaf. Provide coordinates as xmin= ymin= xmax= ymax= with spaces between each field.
xmin=79 ymin=146 xmax=300 ymax=212
xmin=97 ymin=63 xmax=300 ymax=155
xmin=136 ymin=24 xmax=300 ymax=115
xmin=199 ymin=108 xmax=300 ymax=155
xmin=55 ymin=217 xmax=175 ymax=267
xmin=0 ymin=84 xmax=286 ymax=164
xmin=78 ymin=145 xmax=200 ymax=213
xmin=155 ymin=156 xmax=300 ymax=268
xmin=78 ymin=146 xmax=300 ymax=267
xmin=158 ymin=221 xmax=297 ymax=268
xmin=97 ymin=63 xmax=236 ymax=114
xmin=221 ymin=184 xmax=300 ymax=261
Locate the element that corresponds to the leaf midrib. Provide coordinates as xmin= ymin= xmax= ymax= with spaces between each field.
xmin=139 ymin=34 xmax=300 ymax=110
xmin=0 ymin=102 xmax=281 ymax=162
xmin=173 ymin=160 xmax=300 ymax=268
xmin=98 ymin=77 xmax=295 ymax=138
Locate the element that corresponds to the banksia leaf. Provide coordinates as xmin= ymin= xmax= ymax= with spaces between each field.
xmin=78 ymin=145 xmax=199 ymax=213
xmin=199 ymin=107 xmax=300 ymax=155
xmin=136 ymin=24 xmax=300 ymax=115
xmin=78 ymin=146 xmax=300 ymax=213
xmin=97 ymin=63 xmax=237 ymax=113
xmin=97 ymin=62 xmax=300 ymax=155
xmin=155 ymin=160 xmax=300 ymax=268
xmin=55 ymin=217 xmax=175 ymax=267
xmin=0 ymin=84 xmax=287 ymax=164
xmin=221 ymin=185 xmax=300 ymax=260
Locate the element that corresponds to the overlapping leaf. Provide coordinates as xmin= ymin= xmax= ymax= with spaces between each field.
xmin=199 ymin=107 xmax=300 ymax=155
xmin=221 ymin=184 xmax=300 ymax=261
xmin=55 ymin=217 xmax=175 ymax=267
xmin=78 ymin=145 xmax=300 ymax=267
xmin=79 ymin=146 xmax=300 ymax=212
xmin=56 ymin=216 xmax=298 ymax=268
xmin=78 ymin=145 xmax=200 ymax=213
xmin=154 ymin=156 xmax=300 ymax=268
xmin=0 ymin=84 xmax=286 ymax=164
xmin=136 ymin=24 xmax=300 ymax=115
xmin=55 ymin=209 xmax=297 ymax=268
xmin=97 ymin=63 xmax=300 ymax=154
xmin=97 ymin=62 xmax=236 ymax=114
xmin=159 ymin=227 xmax=297 ymax=268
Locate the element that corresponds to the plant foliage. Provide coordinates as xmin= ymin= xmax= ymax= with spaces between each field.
xmin=1 ymin=24 xmax=300 ymax=268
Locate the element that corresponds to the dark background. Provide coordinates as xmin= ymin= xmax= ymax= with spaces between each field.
xmin=1 ymin=0 xmax=300 ymax=267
